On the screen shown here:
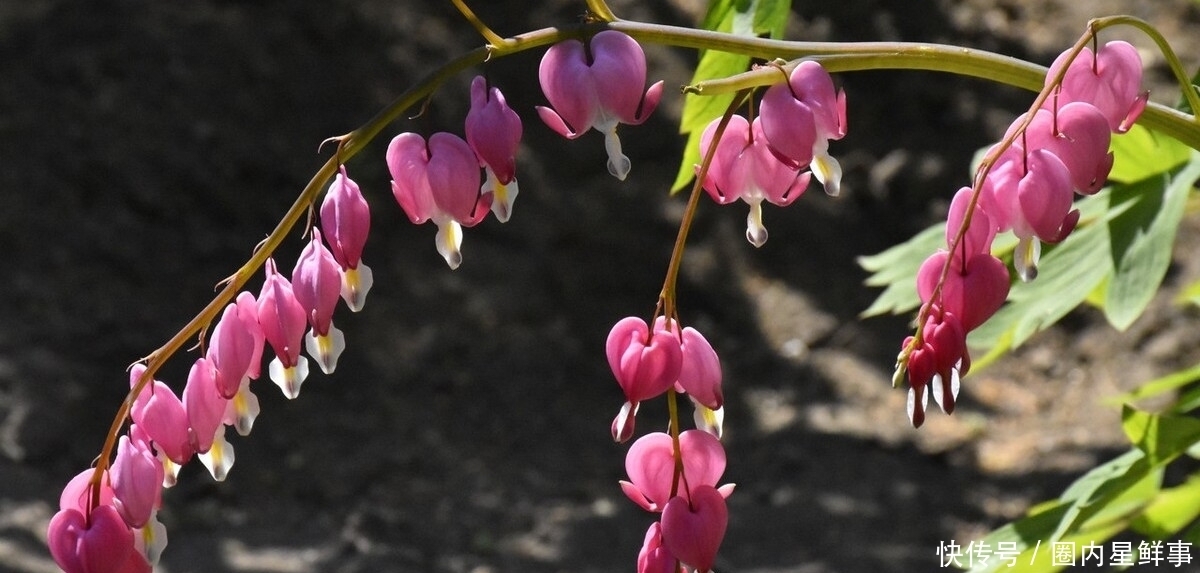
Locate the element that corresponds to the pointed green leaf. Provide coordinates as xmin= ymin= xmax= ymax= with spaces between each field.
xmin=1132 ymin=472 xmax=1200 ymax=540
xmin=1122 ymin=405 xmax=1200 ymax=466
xmin=1104 ymin=153 xmax=1200 ymax=330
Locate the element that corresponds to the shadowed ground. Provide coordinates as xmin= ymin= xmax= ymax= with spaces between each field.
xmin=2 ymin=1 xmax=1200 ymax=571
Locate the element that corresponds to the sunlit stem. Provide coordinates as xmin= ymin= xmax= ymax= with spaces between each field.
xmin=449 ymin=0 xmax=505 ymax=47
xmin=585 ymin=0 xmax=618 ymax=22
xmin=656 ymin=89 xmax=752 ymax=323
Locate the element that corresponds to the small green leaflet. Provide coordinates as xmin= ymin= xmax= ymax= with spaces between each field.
xmin=671 ymin=0 xmax=792 ymax=193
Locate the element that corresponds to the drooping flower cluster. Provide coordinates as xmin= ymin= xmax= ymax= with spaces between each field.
xmin=605 ymin=316 xmax=730 ymax=571
xmin=48 ymin=168 xmax=375 ymax=573
xmin=901 ymin=40 xmax=1145 ymax=427
xmin=699 ymin=60 xmax=846 ymax=247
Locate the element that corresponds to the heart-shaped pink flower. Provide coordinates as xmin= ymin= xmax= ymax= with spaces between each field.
xmin=620 ymin=430 xmax=728 ymax=512
xmin=606 ymin=317 xmax=682 ymax=404
xmin=661 ymin=486 xmax=728 ymax=573
xmin=917 ymin=251 xmax=1009 ymax=333
xmin=47 ymin=505 xmax=135 ymax=573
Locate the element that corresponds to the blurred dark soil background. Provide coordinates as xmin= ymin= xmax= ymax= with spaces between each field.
xmin=2 ymin=0 xmax=1200 ymax=571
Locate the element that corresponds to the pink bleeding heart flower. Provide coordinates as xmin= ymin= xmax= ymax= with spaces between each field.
xmin=466 ymin=75 xmax=523 ymax=222
xmin=661 ymin=486 xmax=729 ymax=573
xmin=902 ymin=305 xmax=970 ymax=427
xmin=980 ymin=147 xmax=1077 ymax=281
xmin=208 ymin=294 xmax=263 ymax=399
xmin=388 ymin=132 xmax=491 ymax=270
xmin=620 ymin=430 xmax=731 ymax=512
xmin=759 ymin=60 xmax=847 ymax=196
xmin=320 ymin=166 xmax=374 ymax=312
xmin=698 ymin=115 xmax=810 ymax=247
xmin=1012 ymin=103 xmax=1113 ymax=195
xmin=293 ymin=228 xmax=347 ymax=375
xmin=654 ymin=317 xmax=724 ymax=411
xmin=537 ymin=30 xmax=664 ymax=181
xmin=129 ymin=365 xmax=193 ymax=466
xmin=182 ymin=357 xmax=227 ymax=455
xmin=917 ymin=250 xmax=1009 ymax=334
xmin=110 ymin=433 xmax=163 ymax=530
xmin=1044 ymin=40 xmax=1147 ymax=133
xmin=47 ymin=505 xmax=135 ymax=573
xmin=257 ymin=258 xmax=310 ymax=399
xmin=606 ymin=317 xmax=683 ymax=405
xmin=637 ymin=521 xmax=683 ymax=573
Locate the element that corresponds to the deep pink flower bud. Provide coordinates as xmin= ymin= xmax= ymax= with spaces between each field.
xmin=661 ymin=485 xmax=728 ymax=573
xmin=111 ymin=434 xmax=163 ymax=529
xmin=759 ymin=60 xmax=847 ymax=196
xmin=388 ymin=132 xmax=491 ymax=269
xmin=466 ymin=75 xmax=523 ymax=222
xmin=537 ymin=30 xmax=664 ymax=180
xmin=1012 ymin=103 xmax=1113 ymax=195
xmin=637 ymin=522 xmax=683 ymax=573
xmin=320 ymin=166 xmax=374 ymax=312
xmin=48 ymin=505 xmax=135 ymax=573
xmin=606 ymin=317 xmax=683 ymax=404
xmin=257 ymin=258 xmax=310 ymax=399
xmin=1045 ymin=40 xmax=1146 ymax=133
xmin=619 ymin=430 xmax=731 ymax=512
xmin=182 ymin=357 xmax=226 ymax=455
xmin=611 ymin=400 xmax=639 ymax=444
xmin=294 ymin=229 xmax=347 ymax=375
xmin=129 ymin=365 xmax=193 ymax=465
xmin=209 ymin=297 xmax=261 ymax=399
xmin=699 ymin=115 xmax=810 ymax=247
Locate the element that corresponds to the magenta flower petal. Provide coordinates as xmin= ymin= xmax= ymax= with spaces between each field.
xmin=637 ymin=522 xmax=681 ymax=573
xmin=209 ymin=300 xmax=259 ymax=399
xmin=111 ymin=435 xmax=163 ymax=529
xmin=678 ymin=328 xmax=723 ymax=410
xmin=182 ymin=357 xmax=226 ymax=455
xmin=129 ymin=367 xmax=192 ymax=465
xmin=293 ymin=229 xmax=343 ymax=337
xmin=48 ymin=505 xmax=135 ymax=573
xmin=466 ymin=76 xmax=522 ymax=185
xmin=661 ymin=486 xmax=728 ymax=573
xmin=623 ymin=432 xmax=676 ymax=512
xmin=320 ymin=165 xmax=370 ymax=270
xmin=606 ymin=317 xmax=683 ymax=403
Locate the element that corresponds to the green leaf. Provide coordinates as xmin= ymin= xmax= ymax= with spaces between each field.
xmin=1107 ymin=361 xmax=1200 ymax=408
xmin=965 ymin=449 xmax=1160 ymax=573
xmin=1132 ymin=472 xmax=1200 ymax=539
xmin=857 ymin=224 xmax=945 ymax=317
xmin=1104 ymin=155 xmax=1200 ymax=330
xmin=967 ymin=213 xmax=1111 ymax=358
xmin=671 ymin=0 xmax=792 ymax=192
xmin=1107 ymin=124 xmax=1191 ymax=184
xmin=1122 ymin=405 xmax=1200 ymax=466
